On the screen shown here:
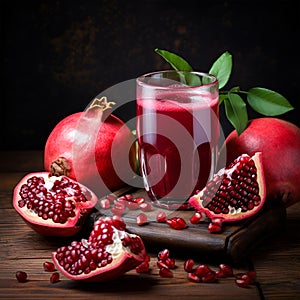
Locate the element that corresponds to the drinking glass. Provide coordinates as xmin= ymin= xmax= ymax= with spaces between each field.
xmin=136 ymin=70 xmax=219 ymax=209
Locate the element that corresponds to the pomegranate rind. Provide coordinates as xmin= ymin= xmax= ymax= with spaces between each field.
xmin=188 ymin=152 xmax=266 ymax=223
xmin=13 ymin=172 xmax=98 ymax=237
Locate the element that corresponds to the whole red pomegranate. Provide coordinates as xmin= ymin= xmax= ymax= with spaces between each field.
xmin=221 ymin=117 xmax=300 ymax=207
xmin=44 ymin=97 xmax=137 ymax=197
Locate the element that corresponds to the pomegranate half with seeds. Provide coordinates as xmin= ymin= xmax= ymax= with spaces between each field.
xmin=52 ymin=216 xmax=146 ymax=281
xmin=13 ymin=172 xmax=98 ymax=236
xmin=189 ymin=152 xmax=266 ymax=222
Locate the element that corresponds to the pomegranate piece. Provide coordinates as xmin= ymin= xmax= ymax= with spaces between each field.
xmin=219 ymin=264 xmax=233 ymax=277
xmin=50 ymin=272 xmax=60 ymax=283
xmin=189 ymin=152 xmax=266 ymax=223
xmin=156 ymin=211 xmax=167 ymax=223
xmin=166 ymin=217 xmax=187 ymax=230
xmin=194 ymin=264 xmax=211 ymax=277
xmin=16 ymin=271 xmax=27 ymax=283
xmin=190 ymin=212 xmax=202 ymax=224
xmin=157 ymin=249 xmax=170 ymax=261
xmin=136 ymin=213 xmax=148 ymax=226
xmin=52 ymin=216 xmax=146 ymax=281
xmin=188 ymin=272 xmax=201 ymax=283
xmin=43 ymin=261 xmax=56 ymax=272
xmin=184 ymin=259 xmax=195 ymax=273
xmin=223 ymin=117 xmax=300 ymax=207
xmin=136 ymin=261 xmax=150 ymax=273
xmin=13 ymin=172 xmax=98 ymax=237
xmin=159 ymin=267 xmax=173 ymax=278
xmin=202 ymin=271 xmax=217 ymax=283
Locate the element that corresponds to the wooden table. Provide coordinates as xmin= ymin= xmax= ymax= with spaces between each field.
xmin=0 ymin=151 xmax=299 ymax=299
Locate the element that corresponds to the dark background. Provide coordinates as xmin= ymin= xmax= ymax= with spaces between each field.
xmin=1 ymin=0 xmax=299 ymax=150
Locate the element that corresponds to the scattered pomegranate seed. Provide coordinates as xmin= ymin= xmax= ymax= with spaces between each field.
xmin=208 ymin=222 xmax=222 ymax=233
xmin=159 ymin=267 xmax=173 ymax=278
xmin=136 ymin=213 xmax=148 ymax=226
xmin=235 ymin=278 xmax=250 ymax=288
xmin=190 ymin=212 xmax=202 ymax=224
xmin=139 ymin=202 xmax=152 ymax=212
xmin=194 ymin=264 xmax=211 ymax=277
xmin=157 ymin=249 xmax=170 ymax=261
xmin=202 ymin=270 xmax=217 ymax=283
xmin=16 ymin=271 xmax=27 ymax=282
xmin=157 ymin=260 xmax=169 ymax=269
xmin=156 ymin=211 xmax=167 ymax=223
xmin=188 ymin=272 xmax=201 ymax=283
xmin=50 ymin=272 xmax=60 ymax=283
xmin=166 ymin=217 xmax=187 ymax=230
xmin=219 ymin=263 xmax=233 ymax=277
xmin=164 ymin=257 xmax=176 ymax=269
xmin=136 ymin=261 xmax=150 ymax=273
xmin=100 ymin=198 xmax=111 ymax=209
xmin=184 ymin=259 xmax=195 ymax=273
xmin=43 ymin=261 xmax=56 ymax=272
xmin=134 ymin=197 xmax=145 ymax=204
xmin=127 ymin=201 xmax=140 ymax=210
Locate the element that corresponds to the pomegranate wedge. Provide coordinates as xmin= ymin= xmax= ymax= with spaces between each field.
xmin=13 ymin=172 xmax=98 ymax=237
xmin=189 ymin=152 xmax=266 ymax=222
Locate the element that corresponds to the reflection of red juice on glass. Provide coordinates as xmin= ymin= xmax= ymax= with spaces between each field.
xmin=137 ymin=91 xmax=219 ymax=208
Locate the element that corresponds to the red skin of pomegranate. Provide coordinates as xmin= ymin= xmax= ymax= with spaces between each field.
xmin=222 ymin=118 xmax=300 ymax=207
xmin=13 ymin=172 xmax=98 ymax=237
xmin=44 ymin=104 xmax=136 ymax=197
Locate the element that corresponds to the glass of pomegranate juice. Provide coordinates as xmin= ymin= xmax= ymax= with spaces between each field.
xmin=136 ymin=70 xmax=220 ymax=210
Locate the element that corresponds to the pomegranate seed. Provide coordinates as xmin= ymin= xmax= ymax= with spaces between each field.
xmin=159 ymin=267 xmax=173 ymax=278
xmin=157 ymin=260 xmax=169 ymax=269
xmin=136 ymin=261 xmax=150 ymax=273
xmin=247 ymin=270 xmax=257 ymax=284
xmin=136 ymin=213 xmax=148 ymax=226
xmin=139 ymin=202 xmax=152 ymax=212
xmin=134 ymin=197 xmax=145 ymax=204
xmin=111 ymin=215 xmax=126 ymax=231
xmin=43 ymin=261 xmax=56 ymax=272
xmin=215 ymin=270 xmax=226 ymax=278
xmin=202 ymin=271 xmax=217 ymax=283
xmin=127 ymin=201 xmax=140 ymax=210
xmin=157 ymin=249 xmax=170 ymax=261
xmin=235 ymin=278 xmax=250 ymax=288
xmin=208 ymin=222 xmax=222 ymax=233
xmin=164 ymin=257 xmax=176 ymax=269
xmin=184 ymin=259 xmax=195 ymax=272
xmin=190 ymin=212 xmax=202 ymax=224
xmin=188 ymin=272 xmax=201 ymax=283
xmin=194 ymin=264 xmax=211 ymax=277
xmin=166 ymin=217 xmax=187 ymax=230
xmin=50 ymin=272 xmax=60 ymax=283
xmin=16 ymin=271 xmax=27 ymax=282
xmin=100 ymin=198 xmax=111 ymax=209
xmin=156 ymin=211 xmax=167 ymax=223
xmin=219 ymin=263 xmax=233 ymax=277
xmin=144 ymin=254 xmax=151 ymax=262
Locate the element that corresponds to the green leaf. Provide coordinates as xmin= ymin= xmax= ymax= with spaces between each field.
xmin=154 ymin=48 xmax=201 ymax=86
xmin=155 ymin=48 xmax=193 ymax=71
xmin=224 ymin=93 xmax=248 ymax=135
xmin=247 ymin=87 xmax=294 ymax=116
xmin=209 ymin=51 xmax=232 ymax=89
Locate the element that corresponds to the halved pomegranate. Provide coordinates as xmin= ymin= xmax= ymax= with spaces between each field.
xmin=189 ymin=152 xmax=266 ymax=222
xmin=52 ymin=216 xmax=146 ymax=281
xmin=13 ymin=172 xmax=98 ymax=237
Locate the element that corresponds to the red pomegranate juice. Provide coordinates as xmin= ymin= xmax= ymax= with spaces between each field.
xmin=137 ymin=91 xmax=219 ymax=209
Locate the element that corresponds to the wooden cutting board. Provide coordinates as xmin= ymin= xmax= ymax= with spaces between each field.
xmin=87 ymin=188 xmax=286 ymax=263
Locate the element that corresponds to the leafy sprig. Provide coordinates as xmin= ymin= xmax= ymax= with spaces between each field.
xmin=155 ymin=48 xmax=294 ymax=135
